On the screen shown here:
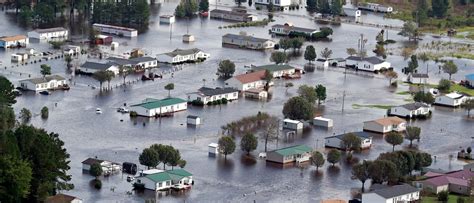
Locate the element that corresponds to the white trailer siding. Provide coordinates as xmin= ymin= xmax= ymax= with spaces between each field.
xmin=92 ymin=23 xmax=138 ymax=37
xmin=313 ymin=117 xmax=333 ymax=128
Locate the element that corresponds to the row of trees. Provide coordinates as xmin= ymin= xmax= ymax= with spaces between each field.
xmin=0 ymin=76 xmax=73 ymax=202
xmin=352 ymin=150 xmax=432 ymax=191
xmin=175 ymin=0 xmax=199 ymax=18
xmin=91 ymin=0 xmax=150 ymax=28
xmin=310 ymin=149 xmax=342 ymax=171
xmin=139 ymin=144 xmax=186 ymax=169
xmin=304 ymin=46 xmax=333 ymax=64
xmin=306 ymin=0 xmax=343 ymax=15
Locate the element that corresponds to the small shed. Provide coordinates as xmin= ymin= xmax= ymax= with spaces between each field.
xmin=122 ymin=162 xmax=137 ymax=175
xmin=187 ymin=115 xmax=201 ymax=125
xmin=282 ymin=119 xmax=303 ymax=130
xmin=183 ymin=34 xmax=195 ymax=43
xmin=244 ymin=89 xmax=268 ymax=99
xmin=160 ymin=15 xmax=175 ymax=24
xmin=313 ymin=116 xmax=333 ymax=128
xmin=111 ymin=42 xmax=119 ymax=49
xmin=208 ymin=143 xmax=219 ymax=156
xmin=11 ymin=54 xmax=23 ymax=62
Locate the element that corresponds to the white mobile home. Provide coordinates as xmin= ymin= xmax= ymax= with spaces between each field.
xmin=313 ymin=116 xmax=333 ymax=128
xmin=11 ymin=54 xmax=24 ymax=62
xmin=225 ymin=70 xmax=267 ymax=91
xmin=156 ymin=48 xmax=210 ymax=64
xmin=315 ymin=59 xmax=329 ymax=68
xmin=266 ymin=145 xmax=312 ymax=164
xmin=129 ymin=56 xmax=158 ymax=69
xmin=135 ymin=169 xmax=193 ymax=191
xmin=270 ymin=24 xmax=319 ymax=36
xmin=81 ymin=158 xmax=121 ymax=174
xmin=362 ymin=184 xmax=420 ymax=203
xmin=363 ymin=117 xmax=406 ymax=133
xmin=407 ymin=73 xmax=430 ymax=85
xmin=187 ymin=87 xmax=239 ymax=104
xmin=210 ymin=9 xmax=257 ymax=22
xmin=435 ymin=92 xmax=468 ymax=107
xmin=159 ymin=15 xmax=175 ymax=24
xmin=19 ymin=75 xmax=67 ymax=91
xmin=345 ymin=56 xmax=391 ymax=72
xmin=0 ymin=35 xmax=29 ymax=48
xmin=222 ymin=33 xmax=275 ymax=50
xmin=389 ymin=102 xmax=431 ymax=118
xmin=92 ymin=23 xmax=138 ymax=37
xmin=251 ymin=64 xmax=296 ymax=78
xmin=130 ymin=98 xmax=187 ymax=117
xmin=324 ymin=132 xmax=372 ymax=150
xmin=80 ymin=61 xmax=119 ymax=75
xmin=282 ymin=119 xmax=303 ymax=130
xmin=208 ymin=143 xmax=219 ymax=156
xmin=27 ymin=27 xmax=68 ymax=40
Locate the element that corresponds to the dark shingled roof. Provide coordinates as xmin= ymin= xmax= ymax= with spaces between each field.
xmin=81 ymin=61 xmax=115 ymax=70
xmin=187 ymin=115 xmax=199 ymax=119
xmin=411 ymin=73 xmax=429 ymax=78
xmin=325 ymin=131 xmax=372 ymax=140
xmin=346 ymin=56 xmax=385 ymax=64
xmin=130 ymin=56 xmax=157 ymax=63
xmin=399 ymin=102 xmax=430 ymax=110
xmin=21 ymin=75 xmax=66 ymax=84
xmin=163 ymin=48 xmax=203 ymax=57
xmin=222 ymin=33 xmax=272 ymax=43
xmin=81 ymin=158 xmax=103 ymax=165
xmin=198 ymin=87 xmax=238 ymax=96
xmin=371 ymin=184 xmax=420 ymax=199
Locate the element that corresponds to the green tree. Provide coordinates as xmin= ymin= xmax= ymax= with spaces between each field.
xmin=199 ymin=0 xmax=209 ymax=12
xmin=304 ymin=45 xmax=316 ymax=64
xmin=89 ymin=163 xmax=103 ymax=179
xmin=413 ymin=91 xmax=435 ymax=104
xmin=291 ymin=37 xmax=304 ymax=52
xmin=150 ymin=144 xmax=174 ymax=169
xmin=457 ymin=196 xmax=465 ymax=203
xmin=0 ymin=76 xmax=17 ymax=106
xmin=178 ymin=159 xmax=187 ymax=168
xmin=270 ymin=51 xmax=287 ymax=64
xmin=414 ymin=0 xmax=429 ymax=26
xmin=340 ymin=133 xmax=362 ymax=151
xmin=320 ymin=47 xmax=333 ymax=60
xmin=218 ymin=136 xmax=236 ymax=160
xmin=0 ymin=156 xmax=32 ymax=202
xmin=298 ymin=85 xmax=317 ymax=104
xmin=41 ymin=106 xmax=49 ymax=119
xmin=217 ymin=60 xmax=236 ymax=78
xmin=19 ymin=6 xmax=33 ymax=24
xmin=240 ymin=133 xmax=258 ymax=155
xmin=19 ymin=108 xmax=31 ymax=124
xmin=261 ymin=117 xmax=279 ymax=152
xmin=463 ymin=99 xmax=474 ymax=117
xmin=327 ymin=149 xmax=341 ymax=166
xmin=167 ymin=149 xmax=182 ymax=169
xmin=432 ymin=0 xmax=450 ymax=18
xmin=385 ymin=132 xmax=404 ymax=152
xmin=105 ymin=70 xmax=115 ymax=90
xmin=119 ymin=66 xmax=132 ymax=85
xmin=346 ymin=48 xmax=357 ymax=56
xmin=407 ymin=55 xmax=418 ymax=73
xmin=437 ymin=190 xmax=449 ymax=202
xmin=64 ymin=55 xmax=73 ymax=67
xmin=175 ymin=0 xmax=199 ymax=18
xmin=367 ymin=159 xmax=399 ymax=184
xmin=0 ymin=106 xmax=16 ymax=132
xmin=442 ymin=61 xmax=458 ymax=80
xmin=438 ymin=79 xmax=452 ymax=92
xmin=352 ymin=160 xmax=370 ymax=192
xmin=279 ymin=39 xmax=292 ymax=53
xmin=405 ymin=126 xmax=421 ymax=148
xmin=33 ymin=3 xmax=55 ymax=24
xmin=40 ymin=64 xmax=51 ymax=77
xmin=307 ymin=0 xmax=317 ymax=11
xmin=93 ymin=70 xmax=108 ymax=91
xmin=311 ymin=151 xmax=325 ymax=171
xmin=330 ymin=0 xmax=342 ymax=15
xmin=282 ymin=96 xmax=314 ymax=120
xmin=13 ymin=125 xmax=73 ymax=201
xmin=398 ymin=21 xmax=419 ymax=41
xmin=139 ymin=148 xmax=160 ymax=169
xmin=165 ymin=83 xmax=175 ymax=97
xmin=414 ymin=152 xmax=432 ymax=171
xmin=315 ymin=84 xmax=327 ymax=105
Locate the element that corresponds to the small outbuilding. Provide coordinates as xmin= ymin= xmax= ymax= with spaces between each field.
xmin=266 ymin=145 xmax=312 ymax=164
xmin=244 ymin=88 xmax=268 ymax=99
xmin=282 ymin=119 xmax=303 ymax=130
xmin=313 ymin=116 xmax=333 ymax=128
xmin=122 ymin=162 xmax=137 ymax=175
xmin=208 ymin=143 xmax=219 ymax=156
xmin=160 ymin=15 xmax=175 ymax=24
xmin=187 ymin=115 xmax=201 ymax=125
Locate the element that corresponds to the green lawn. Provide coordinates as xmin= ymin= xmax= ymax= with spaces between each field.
xmin=450 ymin=84 xmax=474 ymax=96
xmin=421 ymin=194 xmax=473 ymax=203
xmin=396 ymin=91 xmax=411 ymax=95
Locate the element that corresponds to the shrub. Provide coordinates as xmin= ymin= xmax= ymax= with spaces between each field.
xmin=207 ymin=101 xmax=213 ymax=105
xmin=41 ymin=106 xmax=49 ymax=119
xmin=212 ymin=100 xmax=218 ymax=105
xmin=438 ymin=79 xmax=451 ymax=92
xmin=222 ymin=98 xmax=228 ymax=104
xmin=216 ymin=99 xmax=222 ymax=105
xmin=94 ymin=179 xmax=102 ymax=189
xmin=191 ymin=100 xmax=204 ymax=106
xmin=130 ymin=111 xmax=138 ymax=117
xmin=437 ymin=190 xmax=449 ymax=201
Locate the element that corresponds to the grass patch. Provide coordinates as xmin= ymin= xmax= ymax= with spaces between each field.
xmin=396 ymin=91 xmax=411 ymax=95
xmin=451 ymin=84 xmax=474 ymax=96
xmin=421 ymin=194 xmax=473 ymax=203
xmin=404 ymin=98 xmax=414 ymax=102
xmin=352 ymin=104 xmax=393 ymax=110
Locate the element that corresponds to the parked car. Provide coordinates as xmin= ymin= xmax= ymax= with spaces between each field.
xmin=39 ymin=91 xmax=50 ymax=95
xmin=13 ymin=89 xmax=22 ymax=96
xmin=96 ymin=108 xmax=102 ymax=114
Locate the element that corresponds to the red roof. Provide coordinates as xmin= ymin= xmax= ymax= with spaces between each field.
xmin=423 ymin=170 xmax=474 ymax=187
xmin=45 ymin=194 xmax=80 ymax=203
xmin=233 ymin=70 xmax=266 ymax=84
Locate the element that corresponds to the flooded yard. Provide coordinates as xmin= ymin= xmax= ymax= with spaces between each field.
xmin=1 ymin=0 xmax=473 ymax=202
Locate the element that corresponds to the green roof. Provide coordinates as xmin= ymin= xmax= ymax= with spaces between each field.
xmin=145 ymin=169 xmax=192 ymax=183
xmin=146 ymin=172 xmax=172 ymax=182
xmin=272 ymin=145 xmax=312 ymax=156
xmin=166 ymin=169 xmax=192 ymax=177
xmin=253 ymin=64 xmax=296 ymax=72
xmin=131 ymin=97 xmax=186 ymax=109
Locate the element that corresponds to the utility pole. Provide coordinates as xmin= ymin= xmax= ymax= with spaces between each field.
xmin=342 ymin=91 xmax=346 ymax=113
xmin=169 ymin=23 xmax=172 ymax=40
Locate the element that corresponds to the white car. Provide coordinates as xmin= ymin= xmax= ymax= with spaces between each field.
xmin=96 ymin=108 xmax=102 ymax=114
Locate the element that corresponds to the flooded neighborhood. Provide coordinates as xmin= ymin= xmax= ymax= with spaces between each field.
xmin=0 ymin=0 xmax=473 ymax=202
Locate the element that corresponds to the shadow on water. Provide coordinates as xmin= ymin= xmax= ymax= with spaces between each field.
xmin=240 ymin=154 xmax=257 ymax=167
